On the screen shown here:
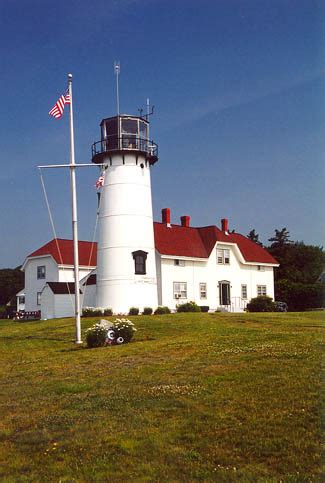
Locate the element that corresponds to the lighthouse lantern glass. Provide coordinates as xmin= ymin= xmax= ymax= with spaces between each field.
xmin=103 ymin=118 xmax=118 ymax=150
xmin=139 ymin=120 xmax=148 ymax=139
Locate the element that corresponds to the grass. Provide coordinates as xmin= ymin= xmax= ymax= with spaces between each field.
xmin=0 ymin=312 xmax=323 ymax=482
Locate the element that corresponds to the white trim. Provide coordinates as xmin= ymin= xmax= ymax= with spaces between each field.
xmin=160 ymin=254 xmax=208 ymax=262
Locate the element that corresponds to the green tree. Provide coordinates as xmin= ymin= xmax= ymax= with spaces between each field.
xmin=268 ymin=242 xmax=325 ymax=284
xmin=267 ymin=231 xmax=325 ymax=310
xmin=268 ymin=228 xmax=292 ymax=248
xmin=247 ymin=229 xmax=263 ymax=246
xmin=0 ymin=267 xmax=24 ymax=305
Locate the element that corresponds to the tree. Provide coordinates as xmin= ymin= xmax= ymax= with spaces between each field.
xmin=266 ymin=231 xmax=325 ymax=310
xmin=0 ymin=267 xmax=24 ymax=306
xmin=268 ymin=242 xmax=325 ymax=284
xmin=247 ymin=229 xmax=263 ymax=246
xmin=268 ymin=228 xmax=293 ymax=248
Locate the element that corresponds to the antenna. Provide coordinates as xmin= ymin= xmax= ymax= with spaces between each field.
xmin=137 ymin=98 xmax=155 ymax=121
xmin=114 ymin=61 xmax=120 ymax=115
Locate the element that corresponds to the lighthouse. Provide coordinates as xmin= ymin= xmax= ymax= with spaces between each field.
xmin=91 ymin=114 xmax=159 ymax=313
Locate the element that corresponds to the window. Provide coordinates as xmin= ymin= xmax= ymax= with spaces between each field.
xmin=37 ymin=266 xmax=46 ymax=279
xmin=219 ymin=281 xmax=231 ymax=305
xmin=217 ymin=248 xmax=230 ymax=264
xmin=257 ymin=285 xmax=267 ymax=296
xmin=241 ymin=285 xmax=247 ymax=299
xmin=18 ymin=296 xmax=25 ymax=304
xmin=37 ymin=292 xmax=41 ymax=305
xmin=173 ymin=282 xmax=187 ymax=299
xmin=174 ymin=259 xmax=185 ymax=267
xmin=257 ymin=265 xmax=265 ymax=271
xmin=132 ymin=250 xmax=148 ymax=275
xmin=200 ymin=283 xmax=207 ymax=299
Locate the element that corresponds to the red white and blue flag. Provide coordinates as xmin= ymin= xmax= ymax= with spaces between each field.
xmin=49 ymin=90 xmax=71 ymax=119
xmin=95 ymin=174 xmax=105 ymax=189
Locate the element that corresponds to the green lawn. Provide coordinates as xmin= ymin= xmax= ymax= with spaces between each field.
xmin=0 ymin=312 xmax=323 ymax=482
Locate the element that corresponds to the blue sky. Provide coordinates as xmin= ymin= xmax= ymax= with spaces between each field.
xmin=0 ymin=0 xmax=324 ymax=267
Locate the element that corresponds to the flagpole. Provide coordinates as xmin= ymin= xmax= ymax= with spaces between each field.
xmin=68 ymin=73 xmax=82 ymax=344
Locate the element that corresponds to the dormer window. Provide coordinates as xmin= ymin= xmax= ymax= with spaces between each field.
xmin=217 ymin=249 xmax=230 ymax=265
xmin=132 ymin=250 xmax=148 ymax=275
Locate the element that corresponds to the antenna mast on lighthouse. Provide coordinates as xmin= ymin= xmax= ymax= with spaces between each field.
xmin=114 ymin=61 xmax=120 ymax=115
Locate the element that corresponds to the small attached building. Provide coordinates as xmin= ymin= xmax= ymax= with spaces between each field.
xmin=41 ymin=282 xmax=81 ymax=320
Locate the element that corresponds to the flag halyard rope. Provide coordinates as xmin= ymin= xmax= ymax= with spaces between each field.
xmin=39 ymin=168 xmax=75 ymax=310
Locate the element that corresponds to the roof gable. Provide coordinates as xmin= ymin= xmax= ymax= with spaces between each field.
xmin=26 ymin=239 xmax=97 ymax=267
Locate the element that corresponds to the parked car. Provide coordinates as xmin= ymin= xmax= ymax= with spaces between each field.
xmin=274 ymin=301 xmax=288 ymax=312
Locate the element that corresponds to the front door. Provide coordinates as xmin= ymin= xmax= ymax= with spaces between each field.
xmin=219 ymin=281 xmax=231 ymax=305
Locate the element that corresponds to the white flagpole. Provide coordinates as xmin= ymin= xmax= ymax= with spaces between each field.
xmin=68 ymin=73 xmax=82 ymax=344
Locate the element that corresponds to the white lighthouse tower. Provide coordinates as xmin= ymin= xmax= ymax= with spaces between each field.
xmin=91 ymin=114 xmax=159 ymax=313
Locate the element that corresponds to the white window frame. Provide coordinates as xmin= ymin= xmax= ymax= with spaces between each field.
xmin=173 ymin=282 xmax=187 ymax=299
xmin=199 ymin=283 xmax=207 ymax=299
xmin=37 ymin=292 xmax=42 ymax=305
xmin=37 ymin=265 xmax=46 ymax=280
xmin=257 ymin=285 xmax=267 ymax=296
xmin=217 ymin=248 xmax=230 ymax=265
xmin=174 ymin=259 xmax=185 ymax=267
xmin=241 ymin=284 xmax=247 ymax=299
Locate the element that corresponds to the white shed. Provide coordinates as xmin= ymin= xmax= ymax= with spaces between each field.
xmin=41 ymin=282 xmax=80 ymax=319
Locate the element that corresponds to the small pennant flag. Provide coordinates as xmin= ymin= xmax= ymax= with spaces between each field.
xmin=49 ymin=90 xmax=71 ymax=119
xmin=95 ymin=174 xmax=105 ymax=189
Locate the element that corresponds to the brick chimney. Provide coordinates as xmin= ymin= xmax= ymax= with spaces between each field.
xmin=221 ymin=218 xmax=229 ymax=233
xmin=162 ymin=208 xmax=171 ymax=225
xmin=180 ymin=216 xmax=190 ymax=227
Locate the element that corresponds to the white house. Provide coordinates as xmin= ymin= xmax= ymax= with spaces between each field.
xmin=18 ymin=111 xmax=278 ymax=317
xmin=19 ymin=239 xmax=96 ymax=316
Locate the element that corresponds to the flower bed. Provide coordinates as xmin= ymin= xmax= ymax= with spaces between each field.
xmin=85 ymin=318 xmax=136 ymax=348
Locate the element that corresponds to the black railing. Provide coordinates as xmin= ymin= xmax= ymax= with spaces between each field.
xmin=91 ymin=135 xmax=158 ymax=160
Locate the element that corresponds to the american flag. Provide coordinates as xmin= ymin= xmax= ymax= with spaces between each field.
xmin=49 ymin=90 xmax=71 ymax=119
xmin=95 ymin=174 xmax=105 ymax=189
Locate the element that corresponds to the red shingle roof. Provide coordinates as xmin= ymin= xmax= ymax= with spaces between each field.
xmin=154 ymin=223 xmax=278 ymax=265
xmin=26 ymin=224 xmax=278 ymax=267
xmin=27 ymin=239 xmax=97 ymax=266
xmin=153 ymin=223 xmax=209 ymax=258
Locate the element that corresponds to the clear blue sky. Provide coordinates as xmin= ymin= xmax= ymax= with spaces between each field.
xmin=0 ymin=0 xmax=324 ymax=267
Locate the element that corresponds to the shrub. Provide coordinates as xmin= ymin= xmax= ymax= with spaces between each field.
xmin=246 ymin=296 xmax=276 ymax=312
xmin=154 ymin=306 xmax=171 ymax=315
xmin=143 ymin=307 xmax=153 ymax=315
xmin=113 ymin=318 xmax=136 ymax=343
xmin=82 ymin=307 xmax=104 ymax=317
xmin=85 ymin=322 xmax=108 ymax=348
xmin=103 ymin=308 xmax=113 ymax=316
xmin=129 ymin=307 xmax=139 ymax=316
xmin=177 ymin=301 xmax=201 ymax=313
xmin=199 ymin=306 xmax=209 ymax=312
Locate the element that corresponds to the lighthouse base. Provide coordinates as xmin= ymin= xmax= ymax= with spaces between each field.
xmin=96 ymin=279 xmax=158 ymax=315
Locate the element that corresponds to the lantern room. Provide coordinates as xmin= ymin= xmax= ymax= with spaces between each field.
xmin=91 ymin=114 xmax=158 ymax=165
